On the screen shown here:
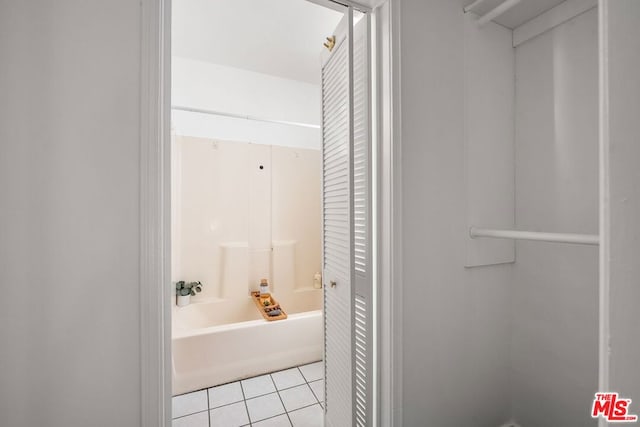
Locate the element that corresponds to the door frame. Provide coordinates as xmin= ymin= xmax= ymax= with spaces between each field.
xmin=140 ymin=0 xmax=171 ymax=425
xmin=138 ymin=0 xmax=402 ymax=426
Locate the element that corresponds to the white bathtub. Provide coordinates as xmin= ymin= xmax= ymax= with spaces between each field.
xmin=172 ymin=297 xmax=323 ymax=395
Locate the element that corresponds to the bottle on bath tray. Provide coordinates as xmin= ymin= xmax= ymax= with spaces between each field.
xmin=259 ymin=278 xmax=271 ymax=305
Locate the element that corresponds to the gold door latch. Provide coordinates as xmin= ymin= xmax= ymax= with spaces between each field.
xmin=323 ymin=35 xmax=336 ymax=52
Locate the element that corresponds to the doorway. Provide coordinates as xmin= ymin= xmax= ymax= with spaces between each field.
xmin=170 ymin=0 xmax=376 ymax=426
xmin=143 ymin=0 xmax=392 ymax=427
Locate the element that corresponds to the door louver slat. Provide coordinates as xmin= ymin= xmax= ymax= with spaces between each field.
xmin=351 ymin=15 xmax=372 ymax=427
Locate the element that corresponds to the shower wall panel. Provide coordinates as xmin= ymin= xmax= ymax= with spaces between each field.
xmin=172 ymin=136 xmax=321 ymax=304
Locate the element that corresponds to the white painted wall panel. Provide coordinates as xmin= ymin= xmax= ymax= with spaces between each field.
xmin=512 ymin=9 xmax=599 ymax=427
xmin=0 ymin=1 xmax=142 ymax=426
xmin=399 ymin=1 xmax=512 ymax=425
xmin=464 ymin=13 xmax=515 ymax=267
xmin=605 ymin=0 xmax=640 ymax=406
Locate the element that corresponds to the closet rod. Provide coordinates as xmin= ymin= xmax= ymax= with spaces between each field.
xmin=171 ymin=105 xmax=321 ymax=130
xmin=477 ymin=0 xmax=522 ymax=26
xmin=469 ymin=227 xmax=599 ymax=246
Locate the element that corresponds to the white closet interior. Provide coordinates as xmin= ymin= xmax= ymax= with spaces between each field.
xmin=463 ymin=0 xmax=599 ymax=425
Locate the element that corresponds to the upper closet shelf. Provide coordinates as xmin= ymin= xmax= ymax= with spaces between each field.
xmin=465 ymin=0 xmax=523 ymax=27
xmin=463 ymin=0 xmax=594 ymax=34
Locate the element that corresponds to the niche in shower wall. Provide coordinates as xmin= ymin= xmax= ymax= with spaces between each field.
xmin=172 ymin=135 xmax=322 ymax=314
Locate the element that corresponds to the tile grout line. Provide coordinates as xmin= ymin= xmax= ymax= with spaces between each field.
xmin=302 ymin=401 xmax=322 ymax=411
xmin=247 ymin=411 xmax=294 ymax=426
xmin=171 ymin=408 xmax=209 ymax=420
xmin=243 ymin=376 xmax=285 ymax=424
xmin=208 ymin=395 xmax=247 ymax=411
xmin=287 ymin=401 xmax=324 ymax=417
xmin=308 ymin=378 xmax=322 ymax=406
xmin=207 ymin=388 xmax=211 ymax=427
xmin=172 ymin=363 xmax=324 ymax=423
xmin=281 ymin=367 xmax=323 ymax=423
xmin=172 ymin=361 xmax=323 ymax=399
xmin=239 ymin=378 xmax=252 ymax=426
xmin=304 ymin=371 xmax=324 ymax=407
xmin=272 ymin=373 xmax=294 ymax=427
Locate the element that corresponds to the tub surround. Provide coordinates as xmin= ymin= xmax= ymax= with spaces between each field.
xmin=172 ymin=136 xmax=322 ymax=302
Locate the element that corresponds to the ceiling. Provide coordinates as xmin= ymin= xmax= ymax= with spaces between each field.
xmin=172 ymin=0 xmax=344 ymax=85
xmin=466 ymin=0 xmax=568 ymax=29
xmin=174 ymin=0 xmax=568 ymax=85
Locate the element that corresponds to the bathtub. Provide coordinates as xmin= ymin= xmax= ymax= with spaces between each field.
xmin=172 ymin=297 xmax=323 ymax=395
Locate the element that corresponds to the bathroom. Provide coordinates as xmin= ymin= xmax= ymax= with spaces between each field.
xmin=170 ymin=1 xmax=343 ymax=425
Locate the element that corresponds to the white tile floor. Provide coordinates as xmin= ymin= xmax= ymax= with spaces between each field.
xmin=172 ymin=361 xmax=324 ymax=427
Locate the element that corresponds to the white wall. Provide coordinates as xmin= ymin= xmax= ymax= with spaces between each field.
xmin=606 ymin=0 xmax=640 ymax=405
xmin=397 ymin=2 xmax=604 ymax=426
xmin=172 ymin=57 xmax=321 ymax=149
xmin=512 ymin=9 xmax=599 ymax=426
xmin=0 ymin=2 xmax=141 ymax=427
xmin=399 ymin=1 xmax=512 ymax=425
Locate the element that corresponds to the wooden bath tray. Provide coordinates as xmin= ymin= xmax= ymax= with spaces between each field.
xmin=251 ymin=291 xmax=288 ymax=321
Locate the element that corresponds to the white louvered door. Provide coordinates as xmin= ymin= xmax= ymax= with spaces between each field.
xmin=321 ymin=9 xmax=372 ymax=427
xmin=351 ymin=14 xmax=371 ymax=427
xmin=322 ymin=10 xmax=353 ymax=427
